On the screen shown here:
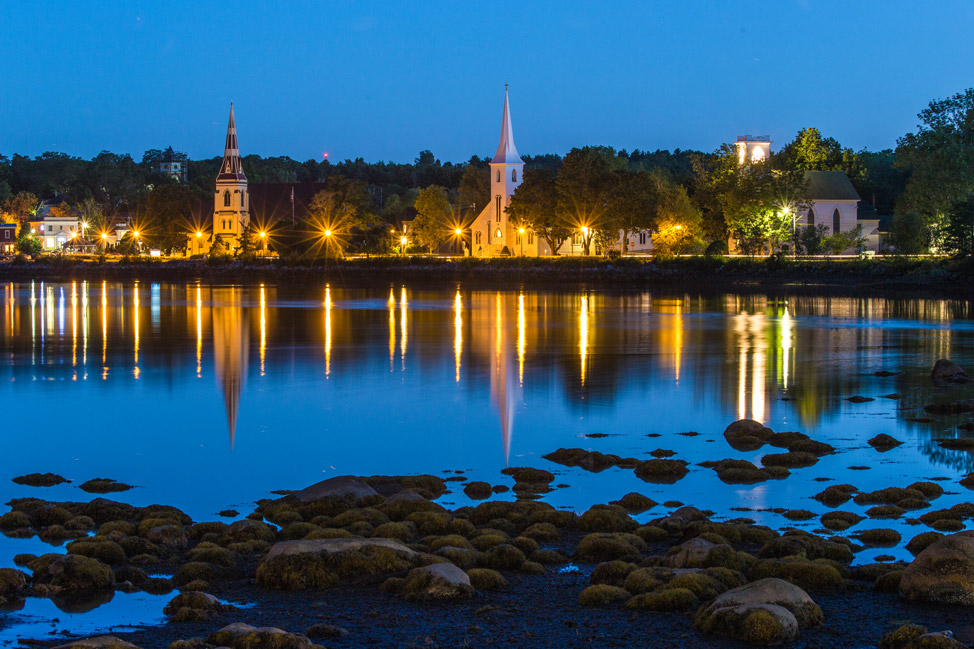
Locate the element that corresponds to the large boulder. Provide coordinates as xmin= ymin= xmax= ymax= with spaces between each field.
xmin=163 ymin=590 xmax=235 ymax=622
xmin=695 ymin=578 xmax=822 ymax=645
xmin=724 ymin=420 xmax=774 ymax=451
xmin=900 ymin=531 xmax=974 ymax=605
xmin=663 ymin=538 xmax=716 ymax=569
xmin=932 ymin=359 xmax=969 ymax=384
xmin=289 ymin=475 xmax=380 ymax=503
xmin=401 ymin=563 xmax=474 ymax=601
xmin=0 ymin=568 xmax=28 ymax=602
xmin=256 ymin=537 xmax=423 ymax=590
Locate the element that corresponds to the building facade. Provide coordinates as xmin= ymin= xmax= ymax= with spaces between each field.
xmin=157 ymin=147 xmax=188 ymax=182
xmin=470 ymin=89 xmax=552 ymax=257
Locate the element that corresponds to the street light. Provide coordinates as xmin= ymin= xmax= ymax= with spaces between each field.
xmin=580 ymin=226 xmax=590 ymax=255
xmin=454 ymin=227 xmax=463 ymax=256
xmin=400 ymin=235 xmax=407 ymax=259
xmin=323 ymin=229 xmax=332 ymax=266
xmin=518 ymin=227 xmax=525 ymax=257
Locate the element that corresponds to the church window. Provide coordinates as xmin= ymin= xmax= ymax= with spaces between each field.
xmin=224 ymin=191 xmax=231 ymax=207
xmin=516 ymin=232 xmax=521 ymax=245
xmin=240 ymin=192 xmax=244 ymax=207
xmin=475 ymin=231 xmax=481 ymax=245
xmin=639 ymin=232 xmax=646 ymax=245
xmin=487 ymin=222 xmax=491 ymax=244
xmin=807 ymin=209 xmax=815 ymax=226
xmin=495 ymin=228 xmax=502 ymax=239
xmin=496 ymin=195 xmax=501 ymax=221
xmin=528 ymin=231 xmax=534 ymax=245
xmin=832 ymin=208 xmax=841 ymax=233
xmin=496 ymin=170 xmax=500 ymax=182
xmin=512 ymin=169 xmax=517 ymax=182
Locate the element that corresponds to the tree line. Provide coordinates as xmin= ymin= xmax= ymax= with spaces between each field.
xmin=6 ymin=87 xmax=974 ymax=256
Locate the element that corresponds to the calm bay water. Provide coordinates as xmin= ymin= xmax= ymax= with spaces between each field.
xmin=1 ymin=279 xmax=973 ymax=640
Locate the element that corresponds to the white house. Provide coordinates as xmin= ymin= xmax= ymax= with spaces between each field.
xmin=40 ymin=216 xmax=81 ymax=250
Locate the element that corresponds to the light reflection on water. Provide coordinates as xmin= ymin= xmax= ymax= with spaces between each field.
xmin=1 ymin=282 xmax=974 ymax=565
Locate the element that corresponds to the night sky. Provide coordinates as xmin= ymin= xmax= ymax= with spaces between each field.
xmin=2 ymin=1 xmax=972 ymax=162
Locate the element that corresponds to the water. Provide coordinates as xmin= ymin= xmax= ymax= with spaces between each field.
xmin=1 ymin=280 xmax=973 ymax=640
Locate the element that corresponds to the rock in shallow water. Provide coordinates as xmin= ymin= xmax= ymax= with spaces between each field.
xmin=900 ymin=531 xmax=974 ymax=605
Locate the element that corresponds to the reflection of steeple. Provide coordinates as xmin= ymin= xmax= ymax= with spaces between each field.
xmin=212 ymin=288 xmax=248 ymax=449
xmin=489 ymin=293 xmax=521 ymax=465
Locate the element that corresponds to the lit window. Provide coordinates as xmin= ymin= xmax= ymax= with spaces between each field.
xmin=495 ymin=228 xmax=502 ymax=238
xmin=224 ymin=191 xmax=231 ymax=207
xmin=751 ymin=147 xmax=765 ymax=163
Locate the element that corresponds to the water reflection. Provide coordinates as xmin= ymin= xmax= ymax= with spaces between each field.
xmin=1 ymin=283 xmax=973 ymax=469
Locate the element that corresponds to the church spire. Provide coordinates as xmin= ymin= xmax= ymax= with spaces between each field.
xmin=217 ymin=102 xmax=247 ymax=182
xmin=491 ymin=86 xmax=524 ymax=165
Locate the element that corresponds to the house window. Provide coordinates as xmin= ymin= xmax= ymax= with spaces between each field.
xmin=832 ymin=208 xmax=840 ymax=233
xmin=224 ymin=191 xmax=231 ymax=207
xmin=528 ymin=231 xmax=534 ymax=245
xmin=512 ymin=169 xmax=517 ymax=182
xmin=807 ymin=209 xmax=815 ymax=226
xmin=639 ymin=232 xmax=646 ymax=245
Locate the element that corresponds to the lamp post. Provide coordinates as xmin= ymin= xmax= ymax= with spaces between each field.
xmin=259 ymin=230 xmax=267 ymax=256
xmin=454 ymin=228 xmax=463 ymax=256
xmin=580 ymin=226 xmax=590 ymax=256
xmin=323 ymin=229 xmax=332 ymax=271
xmin=400 ymin=235 xmax=407 ymax=259
xmin=132 ymin=230 xmax=140 ymax=252
xmin=518 ymin=227 xmax=525 ymax=257
xmin=100 ymin=232 xmax=108 ymax=251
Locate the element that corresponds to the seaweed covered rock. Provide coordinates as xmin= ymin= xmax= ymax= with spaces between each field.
xmin=163 ymin=590 xmax=235 ymax=622
xmin=708 ymin=459 xmax=786 ymax=484
xmin=208 ymin=623 xmax=325 ymax=649
xmin=761 ymin=451 xmax=819 ymax=469
xmin=879 ymin=624 xmax=966 ymax=649
xmin=462 ymin=481 xmax=492 ymax=500
xmin=13 ymin=473 xmax=69 ymax=487
xmin=578 ymin=584 xmax=630 ymax=606
xmin=814 ymin=484 xmax=858 ymax=507
xmin=576 ymin=533 xmax=648 ymax=562
xmin=578 ymin=505 xmax=637 ymax=533
xmin=401 ymin=563 xmax=474 ymax=601
xmin=255 ymin=538 xmax=424 ymax=590
xmin=289 ymin=475 xmax=380 ymax=503
xmin=868 ymin=434 xmax=903 ymax=451
xmin=723 ymin=420 xmax=774 ymax=451
xmin=695 ymin=578 xmax=822 ymax=646
xmin=30 ymin=554 xmax=114 ymax=594
xmin=542 ymin=448 xmax=636 ymax=472
xmin=748 ymin=557 xmax=845 ymax=593
xmin=633 ymin=459 xmax=689 ymax=484
xmin=79 ymin=479 xmax=133 ymax=494
xmin=610 ymin=492 xmax=657 ymax=513
xmin=906 ymin=532 xmax=944 ymax=557
xmin=0 ymin=568 xmax=27 ymax=603
xmin=900 ymin=531 xmax=974 ymax=605
xmin=626 ymin=587 xmax=698 ymax=611
xmin=759 ymin=531 xmax=853 ymax=563
xmin=467 ymin=568 xmax=508 ymax=589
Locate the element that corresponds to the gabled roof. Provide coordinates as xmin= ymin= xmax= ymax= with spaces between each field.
xmin=491 ymin=88 xmax=524 ymax=165
xmin=804 ymin=170 xmax=860 ymax=201
xmin=217 ymin=103 xmax=247 ymax=183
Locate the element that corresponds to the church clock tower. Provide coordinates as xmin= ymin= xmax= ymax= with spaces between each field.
xmin=213 ymin=103 xmax=249 ymax=253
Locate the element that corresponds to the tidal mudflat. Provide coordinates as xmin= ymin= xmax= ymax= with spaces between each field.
xmin=2 ymin=281 xmax=974 ymax=647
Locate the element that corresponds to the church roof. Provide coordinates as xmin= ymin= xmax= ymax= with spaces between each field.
xmin=491 ymin=88 xmax=524 ymax=165
xmin=804 ymin=170 xmax=860 ymax=201
xmin=217 ymin=103 xmax=247 ymax=183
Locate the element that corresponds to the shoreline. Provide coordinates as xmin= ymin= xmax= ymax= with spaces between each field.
xmin=1 ymin=256 xmax=972 ymax=298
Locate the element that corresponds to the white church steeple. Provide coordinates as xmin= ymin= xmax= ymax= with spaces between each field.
xmin=488 ymin=86 xmax=524 ymax=245
xmin=491 ymin=85 xmax=524 ymax=165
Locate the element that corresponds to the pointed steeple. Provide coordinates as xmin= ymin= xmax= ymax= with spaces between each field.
xmin=217 ymin=103 xmax=247 ymax=182
xmin=491 ymin=86 xmax=524 ymax=165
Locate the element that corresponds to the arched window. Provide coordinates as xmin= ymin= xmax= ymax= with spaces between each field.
xmin=475 ymin=231 xmax=481 ymax=245
xmin=240 ymin=192 xmax=244 ymax=207
xmin=496 ymin=195 xmax=502 ymax=221
xmin=528 ymin=231 xmax=534 ymax=245
xmin=807 ymin=209 xmax=815 ymax=226
xmin=223 ymin=191 xmax=231 ymax=207
xmin=496 ymin=170 xmax=500 ymax=182
xmin=832 ymin=208 xmax=841 ymax=233
xmin=512 ymin=169 xmax=517 ymax=182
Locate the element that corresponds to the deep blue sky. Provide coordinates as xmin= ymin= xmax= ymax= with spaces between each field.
xmin=1 ymin=1 xmax=972 ymax=163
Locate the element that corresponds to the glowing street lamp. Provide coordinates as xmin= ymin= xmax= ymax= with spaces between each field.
xmin=454 ymin=227 xmax=464 ymax=256
xmin=195 ymin=231 xmax=202 ymax=238
xmin=580 ymin=226 xmax=590 ymax=255
xmin=400 ymin=235 xmax=407 ymax=259
xmin=518 ymin=227 xmax=525 ymax=257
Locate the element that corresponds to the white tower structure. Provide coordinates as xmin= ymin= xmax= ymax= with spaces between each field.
xmin=470 ymin=88 xmax=549 ymax=257
xmin=735 ymin=135 xmax=772 ymax=165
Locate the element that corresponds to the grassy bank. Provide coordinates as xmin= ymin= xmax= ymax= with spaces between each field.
xmin=1 ymin=255 xmax=971 ymax=295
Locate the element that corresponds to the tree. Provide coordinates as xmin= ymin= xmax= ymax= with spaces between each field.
xmin=306 ymin=176 xmax=373 ymax=243
xmin=458 ymin=164 xmax=489 ymax=223
xmin=887 ymin=211 xmax=929 ymax=254
xmin=16 ymin=222 xmax=41 ymax=255
xmin=776 ymin=128 xmax=863 ymax=180
xmin=412 ymin=186 xmax=453 ymax=252
xmin=896 ymin=88 xmax=974 ymax=223
xmin=506 ymin=169 xmax=567 ymax=255
xmin=650 ymin=174 xmax=703 ymax=256
xmin=556 ymin=146 xmax=626 ymax=254
xmin=143 ymin=184 xmax=201 ymax=254
xmin=603 ymin=170 xmax=657 ymax=254
xmin=940 ymin=195 xmax=974 ymax=255
xmin=795 ymin=224 xmax=828 ymax=256
xmin=77 ymin=196 xmax=106 ymax=235
xmin=4 ymin=192 xmax=39 ymax=225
